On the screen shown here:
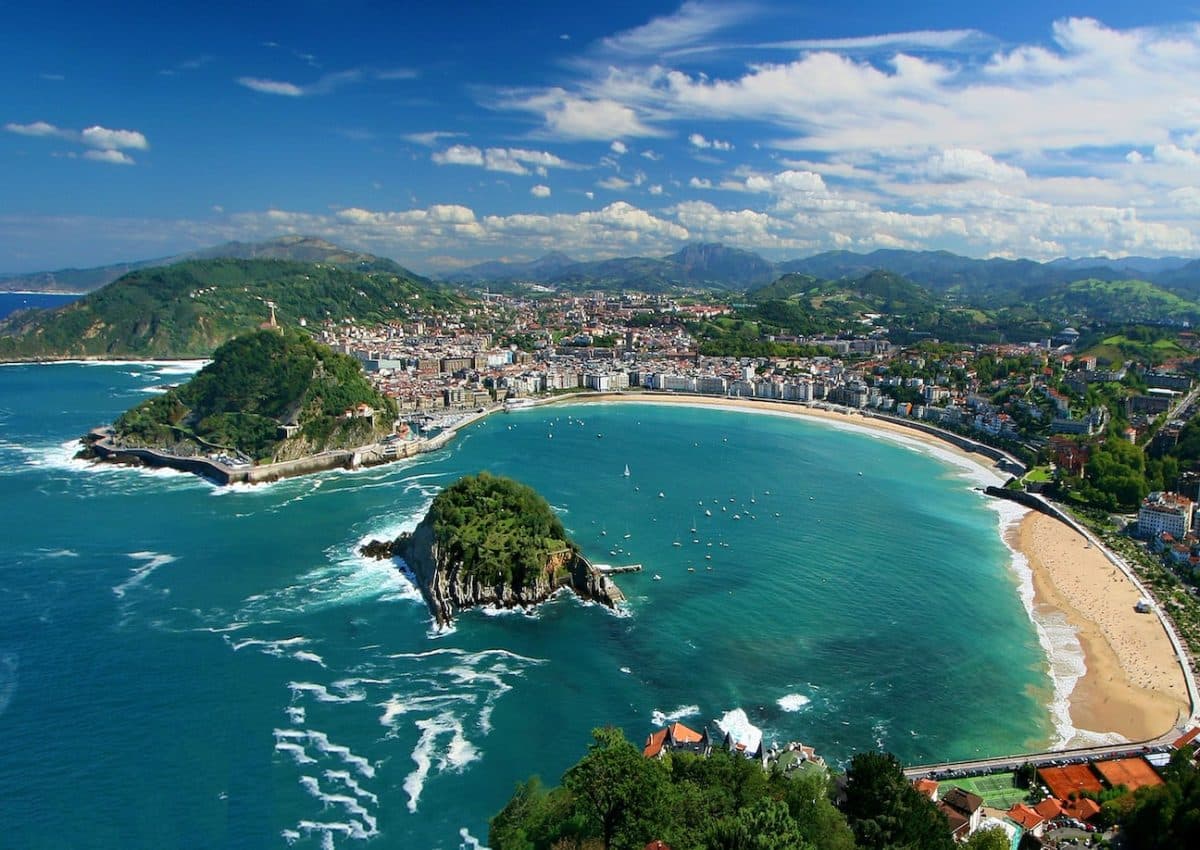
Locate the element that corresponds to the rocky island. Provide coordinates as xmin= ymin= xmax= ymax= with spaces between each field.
xmin=362 ymin=472 xmax=624 ymax=625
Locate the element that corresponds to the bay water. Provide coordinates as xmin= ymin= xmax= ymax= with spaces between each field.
xmin=0 ymin=363 xmax=1054 ymax=849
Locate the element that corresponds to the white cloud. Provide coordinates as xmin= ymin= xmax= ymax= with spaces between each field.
xmin=764 ymin=29 xmax=984 ymax=52
xmin=83 ymin=149 xmax=135 ymax=165
xmin=649 ymin=184 xmax=664 ymax=195
xmin=236 ymin=70 xmax=363 ymax=97
xmin=432 ymin=144 xmax=485 ymax=166
xmin=688 ymin=133 xmax=733 ymax=151
xmin=599 ymin=1 xmax=749 ymax=56
xmin=531 ymin=184 xmax=551 ymax=198
xmin=81 ymin=125 xmax=149 ymax=151
xmin=689 ymin=177 xmax=713 ymax=189
xmin=923 ymin=149 xmax=1025 ymax=183
xmin=1152 ymin=143 xmax=1200 ymax=167
xmin=4 ymin=121 xmax=66 ymax=138
xmin=432 ymin=145 xmax=569 ymax=175
xmin=641 ymin=149 xmax=662 ymax=160
xmin=598 ymin=176 xmax=631 ymax=190
xmin=610 ymin=140 xmax=628 ymax=155
xmin=5 ymin=120 xmax=147 ymax=163
xmin=236 ymin=77 xmax=304 ymax=96
xmin=404 ymin=130 xmax=465 ymax=147
xmin=503 ymin=89 xmax=663 ymax=140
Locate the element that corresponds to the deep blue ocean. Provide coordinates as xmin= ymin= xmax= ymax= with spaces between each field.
xmin=0 ymin=363 xmax=1054 ymax=849
xmin=0 ymin=291 xmax=81 ymax=320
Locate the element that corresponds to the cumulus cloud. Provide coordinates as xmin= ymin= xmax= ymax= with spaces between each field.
xmin=531 ymin=184 xmax=551 ymax=198
xmin=81 ymin=125 xmax=148 ymax=151
xmin=432 ymin=145 xmax=570 ymax=175
xmin=649 ymin=184 xmax=664 ymax=195
xmin=923 ymin=148 xmax=1026 ymax=183
xmin=598 ymin=176 xmax=631 ymax=190
xmin=689 ymin=177 xmax=713 ymax=189
xmin=502 ymin=89 xmax=663 ymax=140
xmin=688 ymin=133 xmax=733 ymax=151
xmin=4 ymin=120 xmax=66 ymax=138
xmin=610 ymin=140 xmax=628 ymax=154
xmin=5 ymin=120 xmax=148 ymax=163
xmin=83 ymin=149 xmax=135 ymax=165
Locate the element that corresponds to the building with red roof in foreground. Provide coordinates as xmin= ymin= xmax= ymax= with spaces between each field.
xmin=1092 ymin=757 xmax=1164 ymax=793
xmin=1007 ymin=802 xmax=1045 ymax=837
xmin=642 ymin=722 xmax=709 ymax=759
xmin=912 ymin=778 xmax=938 ymax=801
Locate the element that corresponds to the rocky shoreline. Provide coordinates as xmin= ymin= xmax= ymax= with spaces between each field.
xmin=361 ymin=510 xmax=624 ymax=625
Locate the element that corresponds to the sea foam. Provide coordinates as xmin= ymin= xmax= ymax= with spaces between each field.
xmin=777 ymin=694 xmax=811 ymax=712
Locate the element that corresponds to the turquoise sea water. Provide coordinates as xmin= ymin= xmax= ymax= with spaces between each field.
xmin=0 ymin=364 xmax=1054 ymax=849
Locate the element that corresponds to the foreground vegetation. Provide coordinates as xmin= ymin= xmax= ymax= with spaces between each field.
xmin=114 ymin=328 xmax=396 ymax=461
xmin=430 ymin=472 xmax=574 ymax=588
xmin=492 ymin=730 xmax=1200 ymax=850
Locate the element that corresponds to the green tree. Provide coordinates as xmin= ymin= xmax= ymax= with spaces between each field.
xmin=963 ymin=827 xmax=1009 ymax=850
xmin=705 ymin=799 xmax=814 ymax=850
xmin=842 ymin=752 xmax=952 ymax=850
xmin=563 ymin=727 xmax=669 ymax=850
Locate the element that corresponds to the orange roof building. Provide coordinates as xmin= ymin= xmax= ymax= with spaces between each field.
xmin=1034 ymin=798 xmax=1063 ymax=821
xmin=1172 ymin=727 xmax=1200 ymax=750
xmin=1062 ymin=796 xmax=1102 ymax=822
xmin=643 ymin=722 xmax=709 ymax=759
xmin=1038 ymin=764 xmax=1104 ymax=800
xmin=1093 ymin=757 xmax=1164 ymax=792
xmin=1007 ymin=803 xmax=1044 ymax=832
xmin=913 ymin=778 xmax=939 ymax=801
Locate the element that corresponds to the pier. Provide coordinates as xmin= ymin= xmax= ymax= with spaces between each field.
xmin=593 ymin=563 xmax=643 ymax=574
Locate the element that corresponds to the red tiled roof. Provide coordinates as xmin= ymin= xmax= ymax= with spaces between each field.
xmin=1034 ymin=798 xmax=1063 ymax=820
xmin=1008 ymin=803 xmax=1044 ymax=830
xmin=668 ymin=722 xmax=704 ymax=744
xmin=643 ymin=729 xmax=668 ymax=758
xmin=913 ymin=778 xmax=938 ymax=800
xmin=1172 ymin=727 xmax=1200 ymax=749
xmin=1062 ymin=796 xmax=1102 ymax=822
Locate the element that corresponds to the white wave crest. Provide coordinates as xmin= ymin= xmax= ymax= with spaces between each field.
xmin=113 ymin=551 xmax=177 ymax=599
xmin=404 ymin=711 xmax=479 ymax=813
xmin=288 ymin=681 xmax=367 ymax=705
xmin=651 ymin=704 xmax=700 ymax=726
xmin=777 ymin=694 xmax=811 ymax=712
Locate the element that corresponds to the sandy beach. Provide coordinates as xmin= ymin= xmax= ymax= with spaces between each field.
xmin=568 ymin=392 xmax=1194 ymax=745
xmin=1013 ymin=512 xmax=1190 ymax=743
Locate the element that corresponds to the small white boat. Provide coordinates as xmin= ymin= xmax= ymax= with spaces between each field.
xmin=687 ymin=567 xmax=696 ymax=572
xmin=733 ymin=514 xmax=741 ymax=521
xmin=673 ymin=540 xmax=682 ymax=547
xmin=705 ymin=554 xmax=712 ymax=560
xmin=623 ymin=533 xmax=632 ymax=539
xmin=623 ymin=464 xmax=630 ymax=477
xmin=658 ymin=491 xmax=665 ymax=499
xmin=653 ymin=574 xmax=662 ymax=581
xmin=705 ymin=509 xmax=712 ymax=517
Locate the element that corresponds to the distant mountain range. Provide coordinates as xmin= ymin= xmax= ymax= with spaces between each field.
xmin=7 ymin=235 xmax=1200 ymax=313
xmin=0 ymin=236 xmax=419 ymax=293
xmin=447 ymin=243 xmax=1200 ymax=301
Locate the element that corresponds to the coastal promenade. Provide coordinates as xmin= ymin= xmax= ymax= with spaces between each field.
xmin=903 ymin=738 xmax=1177 ymax=782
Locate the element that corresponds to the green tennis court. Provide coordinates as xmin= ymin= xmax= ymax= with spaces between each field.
xmin=939 ymin=772 xmax=1029 ymax=809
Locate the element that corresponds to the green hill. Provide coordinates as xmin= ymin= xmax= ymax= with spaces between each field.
xmin=1032 ymin=278 xmax=1200 ymax=324
xmin=0 ymin=258 xmax=460 ymax=359
xmin=428 ymin=472 xmax=575 ymax=588
xmin=112 ymin=328 xmax=397 ymax=461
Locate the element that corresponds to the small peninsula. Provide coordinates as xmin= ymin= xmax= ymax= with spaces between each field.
xmin=362 ymin=472 xmax=624 ymax=624
xmin=84 ymin=327 xmax=402 ymax=479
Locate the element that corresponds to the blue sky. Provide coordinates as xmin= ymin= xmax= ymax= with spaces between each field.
xmin=3 ymin=0 xmax=1200 ymax=273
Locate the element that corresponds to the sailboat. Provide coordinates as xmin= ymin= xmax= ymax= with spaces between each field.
xmin=623 ymin=464 xmax=630 ymax=477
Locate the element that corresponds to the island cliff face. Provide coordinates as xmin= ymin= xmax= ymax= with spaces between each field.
xmin=361 ymin=473 xmax=623 ymax=625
